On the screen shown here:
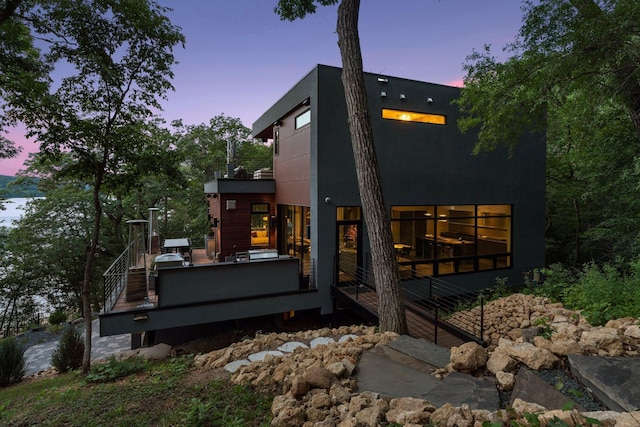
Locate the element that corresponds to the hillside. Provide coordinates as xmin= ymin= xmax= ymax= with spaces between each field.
xmin=0 ymin=175 xmax=43 ymax=198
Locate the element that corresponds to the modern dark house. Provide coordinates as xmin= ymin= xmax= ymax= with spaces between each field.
xmin=100 ymin=64 xmax=545 ymax=346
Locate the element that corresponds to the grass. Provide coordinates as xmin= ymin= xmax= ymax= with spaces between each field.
xmin=0 ymin=355 xmax=274 ymax=426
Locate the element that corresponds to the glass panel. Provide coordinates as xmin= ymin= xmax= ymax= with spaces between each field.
xmin=337 ymin=206 xmax=361 ymax=221
xmin=338 ymin=223 xmax=358 ymax=281
xmin=295 ymin=109 xmax=311 ymax=129
xmin=251 ymin=203 xmax=270 ymax=246
xmin=382 ymin=108 xmax=446 ymax=125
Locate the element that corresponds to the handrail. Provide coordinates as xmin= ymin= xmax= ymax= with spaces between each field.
xmin=334 ymin=254 xmax=485 ymax=345
xmin=102 ymin=242 xmax=133 ymax=313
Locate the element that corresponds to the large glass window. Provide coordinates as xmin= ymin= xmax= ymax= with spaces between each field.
xmin=250 ymin=203 xmax=270 ymax=246
xmin=391 ymin=204 xmax=512 ymax=277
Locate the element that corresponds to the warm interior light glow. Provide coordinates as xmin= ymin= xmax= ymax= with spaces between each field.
xmin=382 ymin=108 xmax=446 ymax=125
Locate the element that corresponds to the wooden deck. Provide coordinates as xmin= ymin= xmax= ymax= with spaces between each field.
xmin=333 ymin=284 xmax=467 ymax=349
xmin=108 ymin=248 xmax=213 ymax=312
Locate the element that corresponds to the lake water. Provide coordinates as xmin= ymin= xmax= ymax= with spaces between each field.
xmin=0 ymin=198 xmax=33 ymax=228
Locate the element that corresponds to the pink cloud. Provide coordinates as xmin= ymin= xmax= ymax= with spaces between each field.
xmin=0 ymin=128 xmax=39 ymax=177
xmin=446 ymin=78 xmax=465 ymax=88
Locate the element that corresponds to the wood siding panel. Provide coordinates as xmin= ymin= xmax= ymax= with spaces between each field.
xmin=274 ymin=105 xmax=311 ymax=206
xmin=216 ymin=193 xmax=275 ymax=258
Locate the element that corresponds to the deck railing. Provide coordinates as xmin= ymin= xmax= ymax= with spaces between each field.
xmin=334 ymin=254 xmax=485 ymax=345
xmin=102 ymin=242 xmax=133 ymax=313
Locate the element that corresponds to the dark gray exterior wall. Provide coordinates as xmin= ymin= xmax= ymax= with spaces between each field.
xmin=254 ymin=64 xmax=546 ymax=314
xmin=100 ymin=257 xmax=318 ymax=336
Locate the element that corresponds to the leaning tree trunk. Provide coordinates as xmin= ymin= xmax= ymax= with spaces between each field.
xmin=335 ymin=0 xmax=407 ymax=334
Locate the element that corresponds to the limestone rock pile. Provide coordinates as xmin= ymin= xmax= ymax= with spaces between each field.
xmin=447 ymin=293 xmax=640 ymax=357
xmin=190 ymin=295 xmax=640 ymax=426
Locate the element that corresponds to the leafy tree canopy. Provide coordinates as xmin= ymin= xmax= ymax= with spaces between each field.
xmin=457 ymin=0 xmax=640 ymax=152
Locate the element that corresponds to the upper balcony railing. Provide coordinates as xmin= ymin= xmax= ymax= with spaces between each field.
xmin=208 ymin=158 xmax=273 ymax=181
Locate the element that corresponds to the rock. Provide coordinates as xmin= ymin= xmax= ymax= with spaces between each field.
xmin=341 ymin=358 xmax=357 ymax=376
xmin=549 ymin=339 xmax=583 ymax=356
xmin=329 ymin=384 xmax=352 ymax=405
xmin=430 ymin=403 xmax=457 ymax=425
xmin=532 ymin=335 xmax=552 ymax=350
xmin=137 ymin=343 xmax=172 ymax=360
xmin=271 ymin=406 xmax=306 ymax=427
xmin=624 ymin=325 xmax=640 ymax=339
xmin=496 ymin=371 xmax=515 ymax=391
xmin=311 ymin=391 xmax=331 ymax=409
xmin=580 ymin=328 xmax=623 ymax=356
xmin=386 ymin=397 xmax=435 ymax=425
xmin=512 ymin=397 xmax=547 ymax=414
xmin=522 ymin=326 xmax=542 ymax=343
xmin=326 ymin=361 xmax=346 ymax=378
xmin=450 ymin=342 xmax=488 ymax=373
xmin=486 ymin=349 xmax=518 ymax=374
xmin=304 ymin=367 xmax=338 ymax=390
xmin=291 ymin=375 xmax=310 ymax=397
xmin=500 ymin=341 xmax=559 ymax=370
xmin=354 ymin=406 xmax=382 ymax=426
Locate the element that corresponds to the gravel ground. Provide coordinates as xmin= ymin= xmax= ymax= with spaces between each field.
xmin=536 ymin=366 xmax=606 ymax=412
xmin=16 ymin=322 xmax=84 ymax=349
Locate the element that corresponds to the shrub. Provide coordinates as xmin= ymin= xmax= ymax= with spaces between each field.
xmin=86 ymin=356 xmax=147 ymax=383
xmin=0 ymin=337 xmax=26 ymax=387
xmin=51 ymin=327 xmax=84 ymax=372
xmin=49 ymin=309 xmax=67 ymax=332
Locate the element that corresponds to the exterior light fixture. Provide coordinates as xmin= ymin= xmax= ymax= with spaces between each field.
xmin=427 ymin=97 xmax=434 ymax=103
xmin=381 ymin=91 xmax=387 ymax=97
xmin=400 ymin=94 xmax=406 ymax=100
xmin=324 ymin=197 xmax=332 ymax=204
xmin=377 ymin=77 xmax=388 ymax=83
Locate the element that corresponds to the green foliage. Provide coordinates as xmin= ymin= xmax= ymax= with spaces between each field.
xmin=534 ymin=317 xmax=556 ymax=340
xmin=563 ymin=261 xmax=640 ymax=325
xmin=524 ymin=264 xmax=575 ymax=302
xmin=0 ymin=337 xmax=25 ymax=387
xmin=48 ymin=309 xmax=67 ymax=328
xmin=526 ymin=260 xmax=640 ymax=326
xmin=457 ymin=1 xmax=640 ymax=269
xmin=0 ymin=176 xmax=43 ymax=198
xmin=274 ymin=0 xmax=339 ymax=21
xmin=181 ymin=380 xmax=273 ymax=426
xmin=50 ymin=327 xmax=84 ymax=373
xmin=85 ymin=356 xmax=147 ymax=383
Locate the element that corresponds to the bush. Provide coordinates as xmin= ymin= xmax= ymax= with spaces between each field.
xmin=0 ymin=337 xmax=26 ymax=387
xmin=86 ymin=356 xmax=147 ymax=383
xmin=49 ymin=309 xmax=67 ymax=331
xmin=528 ymin=260 xmax=640 ymax=326
xmin=51 ymin=327 xmax=84 ymax=372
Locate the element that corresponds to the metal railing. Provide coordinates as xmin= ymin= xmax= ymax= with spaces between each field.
xmin=301 ymin=258 xmax=316 ymax=289
xmin=209 ymin=158 xmax=273 ymax=180
xmin=334 ymin=254 xmax=485 ymax=345
xmin=102 ymin=242 xmax=133 ymax=313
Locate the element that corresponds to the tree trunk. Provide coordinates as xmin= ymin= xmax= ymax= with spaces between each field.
xmin=335 ymin=0 xmax=407 ymax=334
xmin=81 ymin=169 xmax=105 ymax=373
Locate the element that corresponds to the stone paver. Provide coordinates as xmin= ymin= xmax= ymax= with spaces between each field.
xmin=277 ymin=341 xmax=308 ymax=353
xmin=310 ymin=337 xmax=335 ymax=348
xmin=23 ymin=318 xmax=130 ymax=377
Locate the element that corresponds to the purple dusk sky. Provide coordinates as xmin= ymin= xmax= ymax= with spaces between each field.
xmin=0 ymin=0 xmax=524 ymax=176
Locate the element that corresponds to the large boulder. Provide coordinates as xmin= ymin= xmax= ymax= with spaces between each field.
xmin=580 ymin=327 xmax=624 ymax=356
xmin=498 ymin=339 xmax=559 ymax=370
xmin=450 ymin=342 xmax=488 ymax=373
